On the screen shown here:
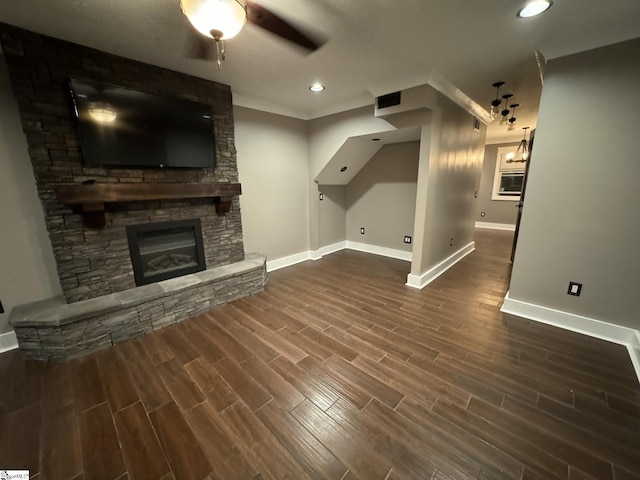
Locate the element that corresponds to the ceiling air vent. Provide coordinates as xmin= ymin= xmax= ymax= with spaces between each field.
xmin=377 ymin=91 xmax=401 ymax=109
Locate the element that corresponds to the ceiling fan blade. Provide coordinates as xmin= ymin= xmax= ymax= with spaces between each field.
xmin=245 ymin=0 xmax=324 ymax=52
xmin=184 ymin=28 xmax=217 ymax=60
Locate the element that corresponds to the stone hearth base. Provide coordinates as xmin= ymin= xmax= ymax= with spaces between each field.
xmin=10 ymin=254 xmax=267 ymax=361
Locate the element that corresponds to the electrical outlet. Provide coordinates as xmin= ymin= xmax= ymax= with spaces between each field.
xmin=404 ymin=236 xmax=412 ymax=244
xmin=360 ymin=227 xmax=365 ymax=235
xmin=450 ymin=238 xmax=454 ymax=246
xmin=319 ymin=193 xmax=323 ymax=201
xmin=0 ymin=300 xmax=4 ymax=314
xmin=480 ymin=212 xmax=486 ymax=217
xmin=567 ymin=282 xmax=582 ymax=296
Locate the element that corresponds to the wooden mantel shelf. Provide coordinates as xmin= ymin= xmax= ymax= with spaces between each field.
xmin=56 ymin=182 xmax=242 ymax=227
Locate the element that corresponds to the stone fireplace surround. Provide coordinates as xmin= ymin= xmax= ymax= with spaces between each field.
xmin=1 ymin=24 xmax=267 ymax=360
xmin=11 ymin=254 xmax=267 ymax=361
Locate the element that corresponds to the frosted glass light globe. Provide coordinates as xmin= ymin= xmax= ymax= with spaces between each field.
xmin=181 ymin=0 xmax=247 ymax=40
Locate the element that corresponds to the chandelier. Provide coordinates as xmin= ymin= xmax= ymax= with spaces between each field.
xmin=506 ymin=127 xmax=530 ymax=163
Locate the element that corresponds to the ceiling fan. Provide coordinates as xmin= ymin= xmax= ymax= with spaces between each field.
xmin=181 ymin=0 xmax=324 ymax=68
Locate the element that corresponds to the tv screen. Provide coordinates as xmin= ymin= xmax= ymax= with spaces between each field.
xmin=68 ymin=78 xmax=216 ymax=169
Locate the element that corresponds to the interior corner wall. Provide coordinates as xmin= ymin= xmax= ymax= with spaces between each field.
xmin=346 ymin=142 xmax=419 ymax=252
xmin=476 ymin=142 xmax=519 ymax=225
xmin=308 ymin=106 xmax=393 ymax=250
xmin=411 ymin=93 xmax=486 ymax=277
xmin=0 ymin=55 xmax=62 ymax=333
xmin=508 ymin=38 xmax=640 ymax=331
xmin=318 ymin=185 xmax=347 ymax=248
xmin=234 ymin=106 xmax=310 ymax=261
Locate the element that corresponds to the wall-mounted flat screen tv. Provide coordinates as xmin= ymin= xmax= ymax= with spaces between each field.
xmin=68 ymin=78 xmax=216 ymax=168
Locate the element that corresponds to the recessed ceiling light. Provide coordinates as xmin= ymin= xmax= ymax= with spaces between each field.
xmin=517 ymin=0 xmax=552 ymax=18
xmin=309 ymin=84 xmax=325 ymax=92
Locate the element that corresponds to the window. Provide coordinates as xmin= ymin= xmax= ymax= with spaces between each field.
xmin=492 ymin=146 xmax=525 ymax=201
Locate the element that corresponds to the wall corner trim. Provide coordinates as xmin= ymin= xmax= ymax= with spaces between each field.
xmin=269 ymin=241 xmax=348 ymax=271
xmin=501 ymin=291 xmax=640 ymax=384
xmin=312 ymin=241 xmax=348 ymax=261
xmin=406 ymin=241 xmax=475 ymax=289
xmin=0 ymin=330 xmax=18 ymax=353
xmin=475 ymin=222 xmax=516 ymax=231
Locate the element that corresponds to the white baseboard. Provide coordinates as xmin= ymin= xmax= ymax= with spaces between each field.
xmin=267 ymin=251 xmax=311 ymax=272
xmin=311 ymin=241 xmax=347 ymax=261
xmin=346 ymin=241 xmax=412 ymax=262
xmin=406 ymin=242 xmax=475 ymax=289
xmin=269 ymin=242 xmax=347 ymax=271
xmin=270 ymin=240 xmax=409 ymax=271
xmin=501 ymin=291 xmax=640 ymax=384
xmin=630 ymin=331 xmax=640 ymax=383
xmin=0 ymin=330 xmax=18 ymax=353
xmin=475 ymin=222 xmax=516 ymax=231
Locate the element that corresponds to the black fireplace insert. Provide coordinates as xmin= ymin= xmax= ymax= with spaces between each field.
xmin=126 ymin=219 xmax=206 ymax=286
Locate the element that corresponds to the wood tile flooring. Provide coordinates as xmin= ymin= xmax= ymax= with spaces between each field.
xmin=1 ymin=230 xmax=639 ymax=480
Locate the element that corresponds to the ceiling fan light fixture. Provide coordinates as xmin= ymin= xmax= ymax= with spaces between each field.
xmin=517 ymin=0 xmax=553 ymax=18
xmin=181 ymin=0 xmax=247 ymax=40
xmin=309 ymin=84 xmax=325 ymax=92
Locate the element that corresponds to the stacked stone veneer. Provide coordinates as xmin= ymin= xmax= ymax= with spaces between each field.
xmin=0 ymin=24 xmax=244 ymax=303
xmin=11 ymin=254 xmax=267 ymax=361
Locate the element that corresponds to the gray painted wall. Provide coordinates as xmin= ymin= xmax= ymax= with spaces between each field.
xmin=346 ymin=142 xmax=419 ymax=252
xmin=318 ymin=185 xmax=347 ymax=248
xmin=0 ymin=56 xmax=62 ymax=334
xmin=476 ymin=143 xmax=519 ymax=225
xmin=308 ymin=106 xmax=393 ymax=250
xmin=411 ymin=93 xmax=486 ymax=276
xmin=509 ymin=38 xmax=640 ymax=331
xmin=234 ymin=106 xmax=310 ymax=261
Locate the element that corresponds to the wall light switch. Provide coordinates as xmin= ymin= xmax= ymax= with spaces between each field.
xmin=360 ymin=227 xmax=365 ymax=235
xmin=319 ymin=193 xmax=324 ymax=201
xmin=404 ymin=236 xmax=412 ymax=244
xmin=568 ymin=282 xmax=582 ymax=296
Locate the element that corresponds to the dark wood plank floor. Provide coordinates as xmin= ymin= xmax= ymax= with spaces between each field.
xmin=1 ymin=229 xmax=639 ymax=480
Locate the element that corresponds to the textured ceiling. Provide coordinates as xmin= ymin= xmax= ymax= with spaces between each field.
xmin=1 ymin=0 xmax=640 ymax=143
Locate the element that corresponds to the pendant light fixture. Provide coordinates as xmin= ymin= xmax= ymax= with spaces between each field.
xmin=490 ymin=81 xmax=505 ymax=118
xmin=507 ymin=103 xmax=520 ymax=131
xmin=499 ymin=94 xmax=513 ymax=126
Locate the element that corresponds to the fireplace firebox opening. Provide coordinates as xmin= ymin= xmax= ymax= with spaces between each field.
xmin=126 ymin=219 xmax=206 ymax=286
